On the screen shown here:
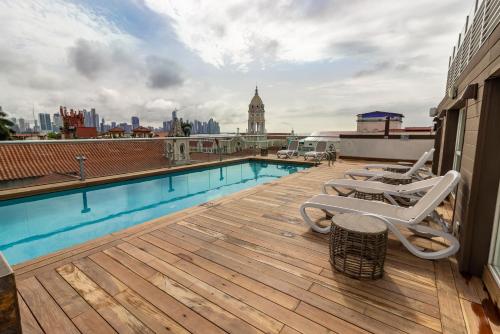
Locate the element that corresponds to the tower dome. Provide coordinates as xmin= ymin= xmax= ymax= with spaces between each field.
xmin=250 ymin=86 xmax=263 ymax=106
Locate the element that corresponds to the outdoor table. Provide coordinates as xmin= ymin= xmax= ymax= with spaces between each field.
xmin=381 ymin=172 xmax=412 ymax=185
xmin=330 ymin=213 xmax=388 ymax=280
xmin=354 ymin=187 xmax=385 ymax=202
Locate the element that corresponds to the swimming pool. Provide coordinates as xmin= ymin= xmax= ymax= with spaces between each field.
xmin=0 ymin=161 xmax=308 ymax=265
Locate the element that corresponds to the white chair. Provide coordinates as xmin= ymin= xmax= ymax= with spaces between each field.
xmin=322 ymin=176 xmax=443 ymax=206
xmin=304 ymin=141 xmax=327 ymax=161
xmin=277 ymin=140 xmax=299 ymax=159
xmin=344 ymin=148 xmax=435 ymax=181
xmin=299 ymin=170 xmax=460 ymax=259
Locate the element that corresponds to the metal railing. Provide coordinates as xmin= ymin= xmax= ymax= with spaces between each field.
xmin=446 ymin=0 xmax=500 ymax=94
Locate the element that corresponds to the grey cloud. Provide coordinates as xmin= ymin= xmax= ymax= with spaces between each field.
xmin=333 ymin=40 xmax=379 ymax=57
xmin=354 ymin=61 xmax=392 ymax=78
xmin=67 ymin=39 xmax=109 ymax=80
xmin=146 ymin=56 xmax=183 ymax=89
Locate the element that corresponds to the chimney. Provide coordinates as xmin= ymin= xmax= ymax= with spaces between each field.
xmin=384 ymin=116 xmax=390 ymax=137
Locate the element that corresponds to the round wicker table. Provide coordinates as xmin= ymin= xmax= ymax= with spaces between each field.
xmin=384 ymin=165 xmax=408 ymax=174
xmin=330 ymin=213 xmax=388 ymax=280
xmin=354 ymin=187 xmax=385 ymax=202
xmin=381 ymin=172 xmax=412 ymax=185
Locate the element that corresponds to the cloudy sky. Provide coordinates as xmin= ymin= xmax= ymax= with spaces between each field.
xmin=0 ymin=0 xmax=471 ymax=132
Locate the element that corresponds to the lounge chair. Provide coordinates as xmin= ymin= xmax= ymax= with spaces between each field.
xmin=344 ymin=148 xmax=435 ymax=181
xmin=304 ymin=141 xmax=327 ymax=161
xmin=299 ymin=170 xmax=460 ymax=259
xmin=363 ymin=149 xmax=434 ymax=172
xmin=277 ymin=140 xmax=299 ymax=159
xmin=322 ymin=176 xmax=443 ymax=206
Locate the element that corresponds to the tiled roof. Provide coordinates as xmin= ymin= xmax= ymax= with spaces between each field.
xmin=0 ymin=141 xmax=168 ymax=182
xmin=133 ymin=126 xmax=151 ymax=133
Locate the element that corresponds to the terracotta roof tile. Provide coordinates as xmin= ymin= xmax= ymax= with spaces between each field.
xmin=0 ymin=141 xmax=168 ymax=183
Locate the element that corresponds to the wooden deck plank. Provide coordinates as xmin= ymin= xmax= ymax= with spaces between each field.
xmin=18 ymin=293 xmax=44 ymax=334
xmin=12 ymin=159 xmax=476 ymax=334
xmin=17 ymin=276 xmax=80 ymax=334
xmin=57 ymin=263 xmax=154 ymax=334
xmin=88 ymin=251 xmax=227 ymax=334
xmin=435 ymin=260 xmax=467 ymax=334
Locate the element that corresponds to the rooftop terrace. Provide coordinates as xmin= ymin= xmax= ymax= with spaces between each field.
xmin=11 ymin=158 xmax=495 ymax=334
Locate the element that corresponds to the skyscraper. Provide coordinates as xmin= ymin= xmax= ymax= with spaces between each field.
xmin=131 ymin=116 xmax=140 ymax=129
xmin=38 ymin=113 xmax=52 ymax=132
xmin=18 ymin=118 xmax=26 ymax=132
xmin=91 ymin=108 xmax=99 ymax=129
xmin=52 ymin=113 xmax=62 ymax=132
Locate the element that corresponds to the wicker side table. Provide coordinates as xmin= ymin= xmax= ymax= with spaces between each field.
xmin=381 ymin=172 xmax=412 ymax=185
xmin=384 ymin=166 xmax=408 ymax=174
xmin=330 ymin=213 xmax=388 ymax=280
xmin=354 ymin=187 xmax=385 ymax=202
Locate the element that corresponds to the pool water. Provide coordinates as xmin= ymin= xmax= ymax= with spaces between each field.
xmin=0 ymin=161 xmax=307 ymax=265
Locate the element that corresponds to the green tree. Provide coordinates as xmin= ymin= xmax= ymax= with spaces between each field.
xmin=0 ymin=110 xmax=15 ymax=140
xmin=47 ymin=132 xmax=61 ymax=140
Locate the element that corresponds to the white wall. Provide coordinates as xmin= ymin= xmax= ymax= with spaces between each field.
xmin=338 ymin=138 xmax=434 ymax=161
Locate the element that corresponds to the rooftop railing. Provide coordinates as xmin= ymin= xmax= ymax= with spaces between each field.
xmin=0 ymin=133 xmax=435 ymax=192
xmin=446 ymin=0 xmax=500 ymax=95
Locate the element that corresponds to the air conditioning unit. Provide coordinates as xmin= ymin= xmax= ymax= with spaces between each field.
xmin=429 ymin=107 xmax=438 ymax=117
xmin=447 ymin=85 xmax=458 ymax=99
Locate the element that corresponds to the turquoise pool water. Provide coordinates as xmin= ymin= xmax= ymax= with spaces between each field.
xmin=0 ymin=161 xmax=307 ymax=265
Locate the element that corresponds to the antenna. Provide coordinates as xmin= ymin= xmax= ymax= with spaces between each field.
xmin=32 ymin=103 xmax=35 ymax=134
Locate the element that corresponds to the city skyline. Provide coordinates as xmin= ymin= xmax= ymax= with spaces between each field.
xmin=0 ymin=1 xmax=472 ymax=132
xmin=8 ymin=107 xmax=221 ymax=135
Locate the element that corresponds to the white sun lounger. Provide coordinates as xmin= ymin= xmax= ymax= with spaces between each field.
xmin=322 ymin=176 xmax=443 ymax=205
xmin=344 ymin=148 xmax=435 ymax=180
xmin=299 ymin=170 xmax=460 ymax=259
xmin=277 ymin=140 xmax=299 ymax=159
xmin=304 ymin=141 xmax=327 ymax=161
xmin=363 ymin=150 xmax=434 ymax=173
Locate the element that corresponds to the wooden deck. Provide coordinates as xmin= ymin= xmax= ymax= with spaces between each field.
xmin=12 ymin=159 xmax=498 ymax=334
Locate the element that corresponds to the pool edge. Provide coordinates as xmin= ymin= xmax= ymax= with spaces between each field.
xmin=0 ymin=157 xmax=315 ymax=201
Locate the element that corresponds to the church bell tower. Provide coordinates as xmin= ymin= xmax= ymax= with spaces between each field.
xmin=247 ymin=86 xmax=266 ymax=134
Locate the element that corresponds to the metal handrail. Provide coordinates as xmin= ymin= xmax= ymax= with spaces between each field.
xmin=446 ymin=0 xmax=500 ymax=93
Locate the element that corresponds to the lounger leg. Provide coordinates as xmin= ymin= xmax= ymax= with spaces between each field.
xmin=322 ymin=184 xmax=354 ymax=197
xmin=299 ymin=203 xmax=332 ymax=233
xmin=361 ymin=214 xmax=460 ymax=260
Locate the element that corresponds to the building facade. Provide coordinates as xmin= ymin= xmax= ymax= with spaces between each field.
xmin=247 ymin=86 xmax=266 ymax=135
xmin=433 ymin=0 xmax=500 ymax=305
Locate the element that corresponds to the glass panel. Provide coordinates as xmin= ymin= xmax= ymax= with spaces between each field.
xmin=453 ymin=108 xmax=467 ymax=171
xmin=489 ymin=181 xmax=500 ymax=282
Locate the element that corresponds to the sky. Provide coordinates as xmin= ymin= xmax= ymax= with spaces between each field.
xmin=0 ymin=0 xmax=472 ymax=133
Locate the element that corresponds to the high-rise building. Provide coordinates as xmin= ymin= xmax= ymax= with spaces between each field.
xmin=18 ymin=118 xmax=26 ymax=132
xmin=38 ymin=113 xmax=52 ymax=132
xmin=172 ymin=110 xmax=177 ymax=121
xmin=111 ymin=121 xmax=117 ymax=128
xmin=131 ymin=116 xmax=140 ymax=130
xmin=33 ymin=119 xmax=40 ymax=132
xmin=83 ymin=109 xmax=91 ymax=127
xmin=162 ymin=120 xmax=172 ymax=132
xmin=91 ymin=108 xmax=99 ymax=129
xmin=52 ymin=113 xmax=62 ymax=131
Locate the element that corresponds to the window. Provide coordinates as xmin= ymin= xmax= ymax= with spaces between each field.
xmin=489 ymin=181 xmax=500 ymax=283
xmin=453 ymin=108 xmax=467 ymax=171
